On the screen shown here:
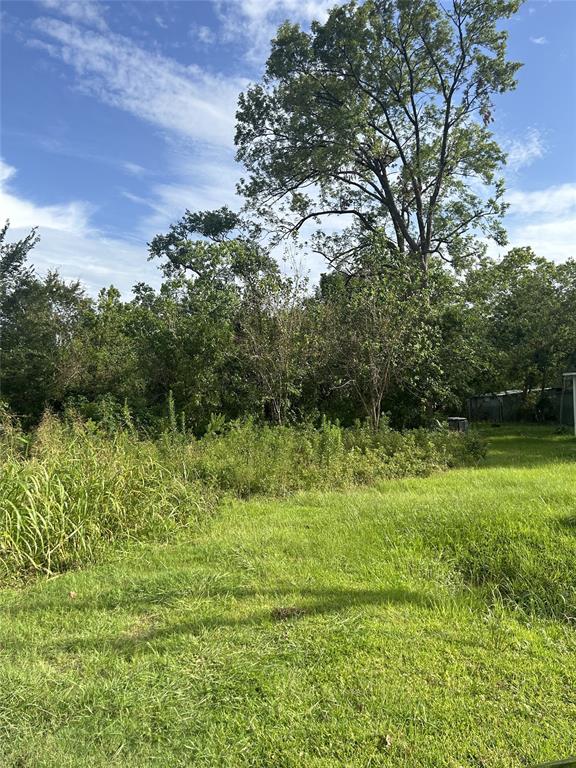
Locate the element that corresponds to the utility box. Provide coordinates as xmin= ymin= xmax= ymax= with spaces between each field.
xmin=447 ymin=417 xmax=469 ymax=432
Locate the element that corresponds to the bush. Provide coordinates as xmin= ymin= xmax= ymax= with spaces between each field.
xmin=0 ymin=412 xmax=485 ymax=579
xmin=185 ymin=418 xmax=486 ymax=495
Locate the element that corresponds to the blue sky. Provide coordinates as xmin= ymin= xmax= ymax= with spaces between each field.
xmin=1 ymin=0 xmax=575 ymax=294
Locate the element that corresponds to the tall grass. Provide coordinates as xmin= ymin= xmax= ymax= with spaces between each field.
xmin=0 ymin=413 xmax=213 ymax=578
xmin=428 ymin=502 xmax=576 ymax=622
xmin=185 ymin=417 xmax=485 ymax=495
xmin=1 ymin=410 xmax=484 ymax=579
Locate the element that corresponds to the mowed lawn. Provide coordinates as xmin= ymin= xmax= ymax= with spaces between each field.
xmin=1 ymin=428 xmax=575 ymax=767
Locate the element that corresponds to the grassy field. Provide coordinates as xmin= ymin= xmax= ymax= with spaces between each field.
xmin=1 ymin=426 xmax=575 ymax=767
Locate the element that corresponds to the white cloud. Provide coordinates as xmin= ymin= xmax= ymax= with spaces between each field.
xmin=492 ymin=182 xmax=576 ymax=264
xmin=529 ymin=36 xmax=548 ymax=44
xmin=504 ymin=128 xmax=545 ymax=172
xmin=508 ymin=216 xmax=576 ymax=263
xmin=18 ymin=226 xmax=159 ymax=295
xmin=122 ymin=161 xmax=148 ymax=177
xmin=37 ymin=0 xmax=107 ymax=32
xmin=189 ymin=24 xmax=216 ymax=45
xmin=122 ymin=148 xmax=242 ymax=241
xmin=1 ymin=157 xmax=156 ymax=295
xmin=506 ymin=183 xmax=576 ymax=216
xmin=1 ymin=158 xmax=92 ymax=233
xmin=6 ymin=132 xmax=154 ymax=179
xmin=32 ymin=18 xmax=246 ymax=147
xmin=216 ymin=0 xmax=333 ymax=62
xmin=0 ymin=158 xmax=16 ymax=184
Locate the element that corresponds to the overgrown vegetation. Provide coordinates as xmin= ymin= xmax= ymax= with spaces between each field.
xmin=0 ymin=411 xmax=213 ymax=579
xmin=0 ymin=409 xmax=484 ymax=579
xmin=1 ymin=1 xmax=575 ymax=761
xmin=1 ymin=429 xmax=574 ymax=767
xmin=3 ymin=213 xmax=576 ymax=432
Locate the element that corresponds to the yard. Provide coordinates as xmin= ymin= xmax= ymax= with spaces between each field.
xmin=1 ymin=427 xmax=575 ymax=767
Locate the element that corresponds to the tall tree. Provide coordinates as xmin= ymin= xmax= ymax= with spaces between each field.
xmin=236 ymin=0 xmax=521 ymax=275
xmin=237 ymin=269 xmax=310 ymax=424
xmin=0 ymin=220 xmax=39 ymax=299
xmin=313 ymin=260 xmax=435 ymax=429
xmin=144 ymin=209 xmax=281 ymax=426
xmin=148 ymin=206 xmax=276 ymax=288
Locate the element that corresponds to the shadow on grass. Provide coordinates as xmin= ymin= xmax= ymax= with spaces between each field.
xmin=116 ymin=585 xmax=429 ymax=652
xmin=481 ymin=430 xmax=576 ymax=469
xmin=4 ymin=585 xmax=430 ymax=656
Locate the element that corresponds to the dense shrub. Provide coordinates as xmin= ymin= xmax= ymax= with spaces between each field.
xmin=185 ymin=418 xmax=485 ymax=496
xmin=0 ymin=412 xmax=485 ymax=578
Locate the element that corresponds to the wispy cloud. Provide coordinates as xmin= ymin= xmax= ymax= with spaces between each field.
xmin=216 ymin=0 xmax=333 ymax=62
xmin=504 ymin=128 xmax=545 ymax=172
xmin=32 ymin=18 xmax=246 ymax=147
xmin=529 ymin=35 xmax=548 ymax=45
xmin=506 ymin=183 xmax=576 ymax=216
xmin=6 ymin=130 xmax=154 ymax=179
xmin=508 ymin=216 xmax=575 ymax=264
xmin=496 ymin=182 xmax=576 ymax=264
xmin=0 ymin=158 xmax=17 ymax=184
xmin=20 ymin=10 xmax=250 ymax=289
xmin=27 ymin=227 xmax=158 ymax=294
xmin=37 ymin=0 xmax=107 ymax=31
xmin=189 ymin=23 xmax=216 ymax=45
xmin=121 ymin=147 xmax=241 ymax=240
xmin=1 ymin=157 xmax=156 ymax=294
xmin=122 ymin=161 xmax=148 ymax=177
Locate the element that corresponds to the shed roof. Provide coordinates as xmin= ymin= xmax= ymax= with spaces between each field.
xmin=470 ymin=386 xmax=565 ymax=399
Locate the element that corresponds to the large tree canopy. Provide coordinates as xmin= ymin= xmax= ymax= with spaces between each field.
xmin=236 ymin=0 xmax=521 ymax=275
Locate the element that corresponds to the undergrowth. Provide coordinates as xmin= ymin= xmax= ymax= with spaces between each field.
xmin=0 ymin=413 xmax=213 ymax=579
xmin=1 ymin=408 xmax=483 ymax=579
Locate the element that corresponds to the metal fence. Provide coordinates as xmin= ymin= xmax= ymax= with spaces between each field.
xmin=466 ymin=386 xmax=575 ymax=426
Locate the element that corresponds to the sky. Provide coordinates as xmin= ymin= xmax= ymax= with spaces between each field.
xmin=1 ymin=0 xmax=576 ymax=295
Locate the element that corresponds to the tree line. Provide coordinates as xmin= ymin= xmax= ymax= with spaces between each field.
xmin=2 ymin=215 xmax=575 ymax=431
xmin=2 ymin=0 xmax=575 ymax=430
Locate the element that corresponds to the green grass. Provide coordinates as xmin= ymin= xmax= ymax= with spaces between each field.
xmin=0 ymin=415 xmax=484 ymax=579
xmin=1 ymin=426 xmax=575 ymax=767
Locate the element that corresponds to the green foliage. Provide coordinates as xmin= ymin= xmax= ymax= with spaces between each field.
xmin=421 ymin=429 xmax=576 ymax=622
xmin=0 ymin=411 xmax=484 ymax=578
xmin=0 ymin=400 xmax=29 ymax=458
xmin=312 ymin=261 xmax=440 ymax=428
xmin=0 ymin=428 xmax=574 ymax=766
xmin=236 ymin=268 xmax=311 ymax=424
xmin=147 ymin=206 xmax=275 ymax=282
xmin=0 ymin=413 xmax=214 ymax=579
xmin=465 ymin=249 xmax=576 ymax=397
xmin=236 ymin=0 xmax=521 ymax=273
xmin=188 ymin=418 xmax=484 ymax=496
xmin=0 ymin=219 xmax=39 ymax=295
xmin=0 ymin=222 xmax=89 ymax=423
xmin=1 ymin=190 xmax=574 ymax=432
